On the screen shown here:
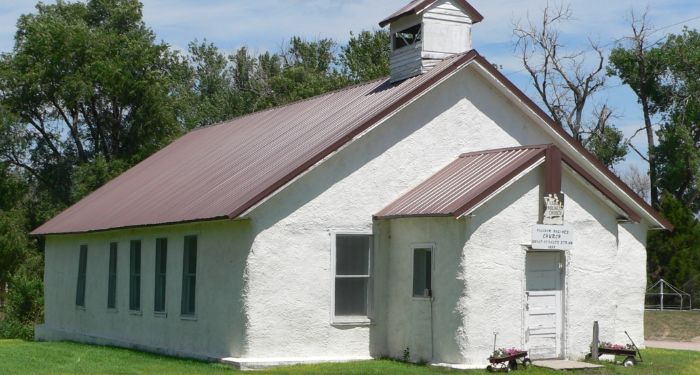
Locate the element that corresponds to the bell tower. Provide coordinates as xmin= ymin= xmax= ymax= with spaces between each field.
xmin=379 ymin=0 xmax=483 ymax=82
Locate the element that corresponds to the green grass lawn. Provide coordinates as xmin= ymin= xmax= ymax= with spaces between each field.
xmin=2 ymin=339 xmax=700 ymax=374
xmin=645 ymin=310 xmax=700 ymax=342
xmin=0 ymin=340 xmax=700 ymax=375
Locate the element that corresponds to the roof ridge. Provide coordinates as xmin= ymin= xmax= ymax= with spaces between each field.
xmin=459 ymin=144 xmax=551 ymax=158
xmin=188 ymin=76 xmax=390 ymax=134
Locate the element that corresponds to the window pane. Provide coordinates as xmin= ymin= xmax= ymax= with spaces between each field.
xmin=130 ymin=240 xmax=141 ymax=310
xmin=107 ymin=243 xmax=117 ymax=309
xmin=156 ymin=238 xmax=167 ymax=273
xmin=335 ymin=278 xmax=368 ymax=316
xmin=413 ymin=248 xmax=432 ymax=297
xmin=76 ymin=245 xmax=88 ymax=307
xmin=154 ymin=239 xmax=167 ymax=312
xmin=185 ymin=236 xmax=197 ymax=274
xmin=336 ymin=235 xmax=370 ymax=275
xmin=182 ymin=236 xmax=197 ymax=315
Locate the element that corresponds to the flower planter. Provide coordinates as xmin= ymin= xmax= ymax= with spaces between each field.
xmin=589 ymin=338 xmax=643 ymax=367
xmin=487 ymin=350 xmax=531 ymax=372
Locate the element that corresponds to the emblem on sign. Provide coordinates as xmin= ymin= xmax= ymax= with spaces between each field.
xmin=543 ymin=193 xmax=564 ymax=225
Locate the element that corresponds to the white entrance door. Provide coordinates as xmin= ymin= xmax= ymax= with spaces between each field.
xmin=525 ymin=251 xmax=563 ymax=359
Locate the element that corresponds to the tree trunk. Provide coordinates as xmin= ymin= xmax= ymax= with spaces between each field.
xmin=642 ymin=94 xmax=658 ymax=207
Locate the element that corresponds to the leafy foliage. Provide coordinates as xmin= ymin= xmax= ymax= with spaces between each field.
xmin=340 ymin=30 xmax=391 ymax=82
xmin=610 ymin=24 xmax=700 ymax=296
xmin=0 ymin=259 xmax=43 ymax=340
xmin=647 ymin=194 xmax=700 ymax=301
xmin=178 ymin=31 xmax=390 ymax=129
xmin=0 ymin=209 xmax=42 ymax=340
xmin=0 ymin=211 xmax=30 ymax=284
xmin=585 ymin=122 xmax=628 ymax=167
xmin=652 ymin=29 xmax=700 ymax=212
xmin=0 ymin=0 xmax=184 ymax=205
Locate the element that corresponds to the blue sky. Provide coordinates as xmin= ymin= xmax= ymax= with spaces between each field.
xmin=1 ymin=0 xmax=700 ymax=174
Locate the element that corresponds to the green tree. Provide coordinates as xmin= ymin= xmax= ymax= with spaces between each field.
xmin=0 ymin=250 xmax=43 ymax=340
xmin=177 ymin=40 xmax=239 ymax=129
xmin=271 ymin=37 xmax=348 ymax=104
xmin=585 ymin=121 xmax=628 ymax=167
xmin=0 ymin=0 xmax=188 ymax=339
xmin=0 ymin=210 xmax=30 ymax=285
xmin=647 ymin=194 xmax=700 ymax=301
xmin=340 ymin=30 xmax=390 ymax=82
xmin=656 ymin=123 xmax=700 ymax=212
xmin=0 ymin=0 xmax=185 ymax=205
xmin=178 ymin=33 xmax=388 ymax=129
xmin=652 ymin=29 xmax=700 ymax=212
xmin=612 ymin=25 xmax=700 ymax=303
xmin=608 ymin=13 xmax=666 ymax=207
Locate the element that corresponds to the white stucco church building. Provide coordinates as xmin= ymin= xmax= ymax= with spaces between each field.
xmin=33 ymin=0 xmax=670 ymax=370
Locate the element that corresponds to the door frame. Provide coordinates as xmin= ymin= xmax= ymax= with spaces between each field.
xmin=523 ymin=248 xmax=567 ymax=359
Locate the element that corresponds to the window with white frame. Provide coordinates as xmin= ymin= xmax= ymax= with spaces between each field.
xmin=332 ymin=234 xmax=372 ymax=321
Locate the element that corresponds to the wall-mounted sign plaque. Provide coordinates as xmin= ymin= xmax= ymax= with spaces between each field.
xmin=532 ymin=224 xmax=573 ymax=250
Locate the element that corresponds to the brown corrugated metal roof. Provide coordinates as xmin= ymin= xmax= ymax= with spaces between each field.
xmin=376 ymin=146 xmax=548 ymax=219
xmin=31 ymin=52 xmax=480 ymax=235
xmin=379 ymin=0 xmax=484 ymax=28
xmin=31 ymin=47 xmax=671 ymax=235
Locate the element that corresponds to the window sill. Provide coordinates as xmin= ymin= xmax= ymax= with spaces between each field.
xmin=154 ymin=311 xmax=167 ymax=318
xmin=411 ymin=296 xmax=434 ymax=302
xmin=75 ymin=306 xmax=86 ymax=311
xmin=180 ymin=314 xmax=197 ymax=321
xmin=106 ymin=308 xmax=118 ymax=314
xmin=129 ymin=310 xmax=143 ymax=316
xmin=331 ymin=317 xmax=372 ymax=327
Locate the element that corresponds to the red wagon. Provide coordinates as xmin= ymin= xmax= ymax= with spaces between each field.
xmin=487 ymin=350 xmax=531 ymax=372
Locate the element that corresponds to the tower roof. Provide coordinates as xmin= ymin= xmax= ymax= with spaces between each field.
xmin=379 ymin=0 xmax=484 ymax=28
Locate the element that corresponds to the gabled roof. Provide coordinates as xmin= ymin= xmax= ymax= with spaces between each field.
xmin=375 ymin=145 xmax=650 ymax=221
xmin=31 ymin=53 xmax=480 ymax=235
xmin=379 ymin=0 xmax=484 ymax=28
xmin=465 ymin=55 xmax=671 ymax=230
xmin=31 ymin=49 xmax=671 ymax=236
xmin=376 ymin=146 xmax=547 ymax=219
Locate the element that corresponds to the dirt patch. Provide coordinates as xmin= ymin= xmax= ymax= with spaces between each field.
xmin=645 ymin=311 xmax=700 ymax=342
